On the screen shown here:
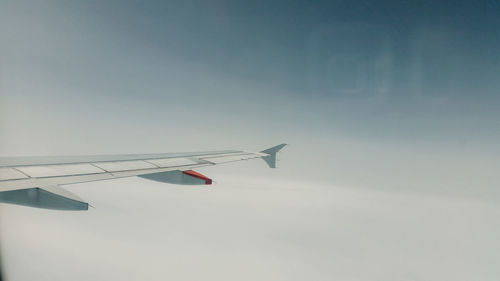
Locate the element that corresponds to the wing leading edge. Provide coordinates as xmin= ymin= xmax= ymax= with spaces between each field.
xmin=0 ymin=144 xmax=286 ymax=210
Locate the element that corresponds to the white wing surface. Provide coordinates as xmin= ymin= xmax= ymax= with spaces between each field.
xmin=0 ymin=144 xmax=286 ymax=210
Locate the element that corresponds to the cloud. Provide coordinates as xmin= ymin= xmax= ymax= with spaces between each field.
xmin=1 ymin=174 xmax=499 ymax=281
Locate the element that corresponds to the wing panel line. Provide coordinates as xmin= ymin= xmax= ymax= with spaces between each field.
xmin=11 ymin=167 xmax=32 ymax=178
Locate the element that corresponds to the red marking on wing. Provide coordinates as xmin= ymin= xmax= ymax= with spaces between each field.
xmin=183 ymin=170 xmax=212 ymax=185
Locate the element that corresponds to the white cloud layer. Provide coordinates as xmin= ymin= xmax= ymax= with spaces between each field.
xmin=1 ymin=164 xmax=499 ymax=281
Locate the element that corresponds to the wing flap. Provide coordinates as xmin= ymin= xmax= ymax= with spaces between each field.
xmin=92 ymin=160 xmax=156 ymax=172
xmin=16 ymin=163 xmax=104 ymax=178
xmin=200 ymin=153 xmax=267 ymax=164
xmin=145 ymin=158 xmax=199 ymax=168
xmin=0 ymin=185 xmax=88 ymax=211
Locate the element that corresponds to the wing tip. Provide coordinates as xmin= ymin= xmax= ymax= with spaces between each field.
xmin=260 ymin=144 xmax=287 ymax=168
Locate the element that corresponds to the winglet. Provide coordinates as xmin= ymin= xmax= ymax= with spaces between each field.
xmin=260 ymin=144 xmax=287 ymax=168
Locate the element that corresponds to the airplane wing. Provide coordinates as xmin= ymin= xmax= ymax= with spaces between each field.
xmin=0 ymin=144 xmax=286 ymax=211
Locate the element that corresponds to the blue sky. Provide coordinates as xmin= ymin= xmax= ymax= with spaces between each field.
xmin=1 ymin=0 xmax=499 ymax=194
xmin=2 ymin=0 xmax=500 ymax=141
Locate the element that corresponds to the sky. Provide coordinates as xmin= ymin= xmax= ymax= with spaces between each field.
xmin=0 ymin=0 xmax=499 ymax=280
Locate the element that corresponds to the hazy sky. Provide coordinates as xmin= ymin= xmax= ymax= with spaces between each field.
xmin=1 ymin=1 xmax=499 ymax=280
